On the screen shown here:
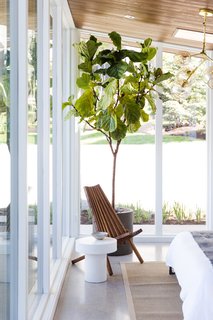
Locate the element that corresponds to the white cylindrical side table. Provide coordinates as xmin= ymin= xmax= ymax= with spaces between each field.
xmin=75 ymin=236 xmax=117 ymax=283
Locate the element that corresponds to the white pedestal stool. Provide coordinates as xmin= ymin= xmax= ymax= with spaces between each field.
xmin=75 ymin=236 xmax=117 ymax=283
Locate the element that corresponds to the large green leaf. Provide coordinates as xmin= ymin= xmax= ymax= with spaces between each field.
xmin=78 ymin=61 xmax=92 ymax=73
xmin=155 ymin=72 xmax=173 ymax=84
xmin=104 ymin=79 xmax=117 ymax=95
xmin=75 ymin=42 xmax=90 ymax=59
xmin=139 ymin=96 xmax=145 ymax=108
xmin=112 ymin=50 xmax=126 ymax=62
xmin=95 ymin=49 xmax=113 ymax=65
xmin=89 ymin=35 xmax=97 ymax=42
xmin=110 ymin=120 xmax=127 ymax=141
xmin=62 ymin=101 xmax=71 ymax=110
xmin=96 ymin=112 xmax=117 ymax=132
xmin=145 ymin=94 xmax=156 ymax=113
xmin=98 ymin=79 xmax=117 ymax=109
xmin=125 ymin=50 xmax=148 ymax=62
xmin=95 ymin=113 xmax=103 ymax=129
xmin=144 ymin=38 xmax=152 ymax=47
xmin=140 ymin=109 xmax=149 ymax=122
xmin=120 ymin=82 xmax=137 ymax=94
xmin=128 ymin=121 xmax=141 ymax=133
xmin=86 ymin=39 xmax=102 ymax=60
xmin=146 ymin=47 xmax=157 ymax=61
xmin=107 ymin=61 xmax=128 ymax=79
xmin=99 ymin=96 xmax=114 ymax=110
xmin=62 ymin=95 xmax=75 ymax=110
xmin=126 ymin=60 xmax=136 ymax=73
xmin=115 ymin=103 xmax=124 ymax=118
xmin=76 ymin=73 xmax=91 ymax=89
xmin=124 ymin=75 xmax=139 ymax=85
xmin=124 ymin=101 xmax=141 ymax=124
xmin=75 ymin=89 xmax=94 ymax=117
xmin=108 ymin=31 xmax=121 ymax=50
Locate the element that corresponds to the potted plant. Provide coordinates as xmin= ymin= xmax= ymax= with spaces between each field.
xmin=63 ymin=31 xmax=172 ymax=209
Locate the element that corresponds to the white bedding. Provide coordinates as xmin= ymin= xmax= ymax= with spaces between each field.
xmin=166 ymin=231 xmax=213 ymax=320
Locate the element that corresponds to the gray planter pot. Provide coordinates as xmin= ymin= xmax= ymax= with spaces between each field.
xmin=109 ymin=208 xmax=133 ymax=256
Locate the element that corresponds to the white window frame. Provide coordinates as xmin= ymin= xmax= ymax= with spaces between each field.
xmin=62 ymin=27 xmax=71 ymax=239
xmin=207 ymin=51 xmax=213 ymax=230
xmin=69 ymin=29 xmax=81 ymax=238
xmin=52 ymin=3 xmax=63 ymax=260
xmin=10 ymin=0 xmax=28 ymax=319
xmin=155 ymin=45 xmax=163 ymax=237
xmin=30 ymin=0 xmax=77 ymax=318
xmin=37 ymin=0 xmax=51 ymax=296
xmin=9 ymin=0 xmax=81 ymax=319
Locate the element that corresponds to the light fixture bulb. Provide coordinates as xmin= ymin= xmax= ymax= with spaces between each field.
xmin=205 ymin=66 xmax=213 ymax=76
xmin=171 ymin=83 xmax=191 ymax=100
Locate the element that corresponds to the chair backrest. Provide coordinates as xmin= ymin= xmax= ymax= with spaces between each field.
xmin=84 ymin=184 xmax=128 ymax=238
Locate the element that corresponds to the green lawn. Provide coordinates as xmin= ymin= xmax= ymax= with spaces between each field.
xmin=0 ymin=133 xmax=52 ymax=144
xmin=0 ymin=130 xmax=202 ymax=145
xmin=80 ymin=131 xmax=201 ymax=145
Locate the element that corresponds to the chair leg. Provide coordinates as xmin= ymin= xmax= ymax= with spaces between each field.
xmin=128 ymin=239 xmax=144 ymax=263
xmin=72 ymin=255 xmax=113 ymax=276
xmin=107 ymin=256 xmax=113 ymax=276
xmin=169 ymin=266 xmax=175 ymax=275
xmin=72 ymin=255 xmax=85 ymax=264
xmin=28 ymin=255 xmax=38 ymax=261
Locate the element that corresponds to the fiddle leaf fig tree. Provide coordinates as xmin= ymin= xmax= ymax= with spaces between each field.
xmin=63 ymin=31 xmax=172 ymax=208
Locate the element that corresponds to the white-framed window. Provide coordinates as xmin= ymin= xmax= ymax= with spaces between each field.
xmin=3 ymin=1 xmax=78 ymax=319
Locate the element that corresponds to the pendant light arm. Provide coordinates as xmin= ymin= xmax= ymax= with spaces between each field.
xmin=201 ymin=13 xmax=207 ymax=54
xmin=199 ymin=8 xmax=213 ymax=54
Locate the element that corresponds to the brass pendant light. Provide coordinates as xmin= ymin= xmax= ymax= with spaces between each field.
xmin=174 ymin=8 xmax=213 ymax=93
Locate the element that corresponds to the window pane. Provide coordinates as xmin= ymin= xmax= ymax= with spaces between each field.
xmin=162 ymin=52 xmax=207 ymax=234
xmin=28 ymin=0 xmax=38 ymax=295
xmin=80 ymin=123 xmax=156 ymax=235
xmin=79 ymin=42 xmax=157 ymax=235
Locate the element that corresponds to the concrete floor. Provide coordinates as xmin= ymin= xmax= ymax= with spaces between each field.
xmin=54 ymin=242 xmax=170 ymax=320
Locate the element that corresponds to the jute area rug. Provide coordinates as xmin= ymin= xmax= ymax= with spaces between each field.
xmin=121 ymin=261 xmax=183 ymax=320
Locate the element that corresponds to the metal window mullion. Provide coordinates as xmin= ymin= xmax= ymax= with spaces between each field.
xmin=207 ymin=52 xmax=213 ymax=230
xmin=155 ymin=46 xmax=163 ymax=236
xmin=37 ymin=0 xmax=50 ymax=294
xmin=10 ymin=0 xmax=28 ymax=319
xmin=62 ymin=28 xmax=71 ymax=237
xmin=52 ymin=5 xmax=62 ymax=258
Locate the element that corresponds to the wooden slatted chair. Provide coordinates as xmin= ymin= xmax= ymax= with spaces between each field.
xmin=72 ymin=184 xmax=144 ymax=275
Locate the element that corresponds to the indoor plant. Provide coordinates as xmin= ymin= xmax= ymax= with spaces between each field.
xmin=63 ymin=31 xmax=172 ymax=208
